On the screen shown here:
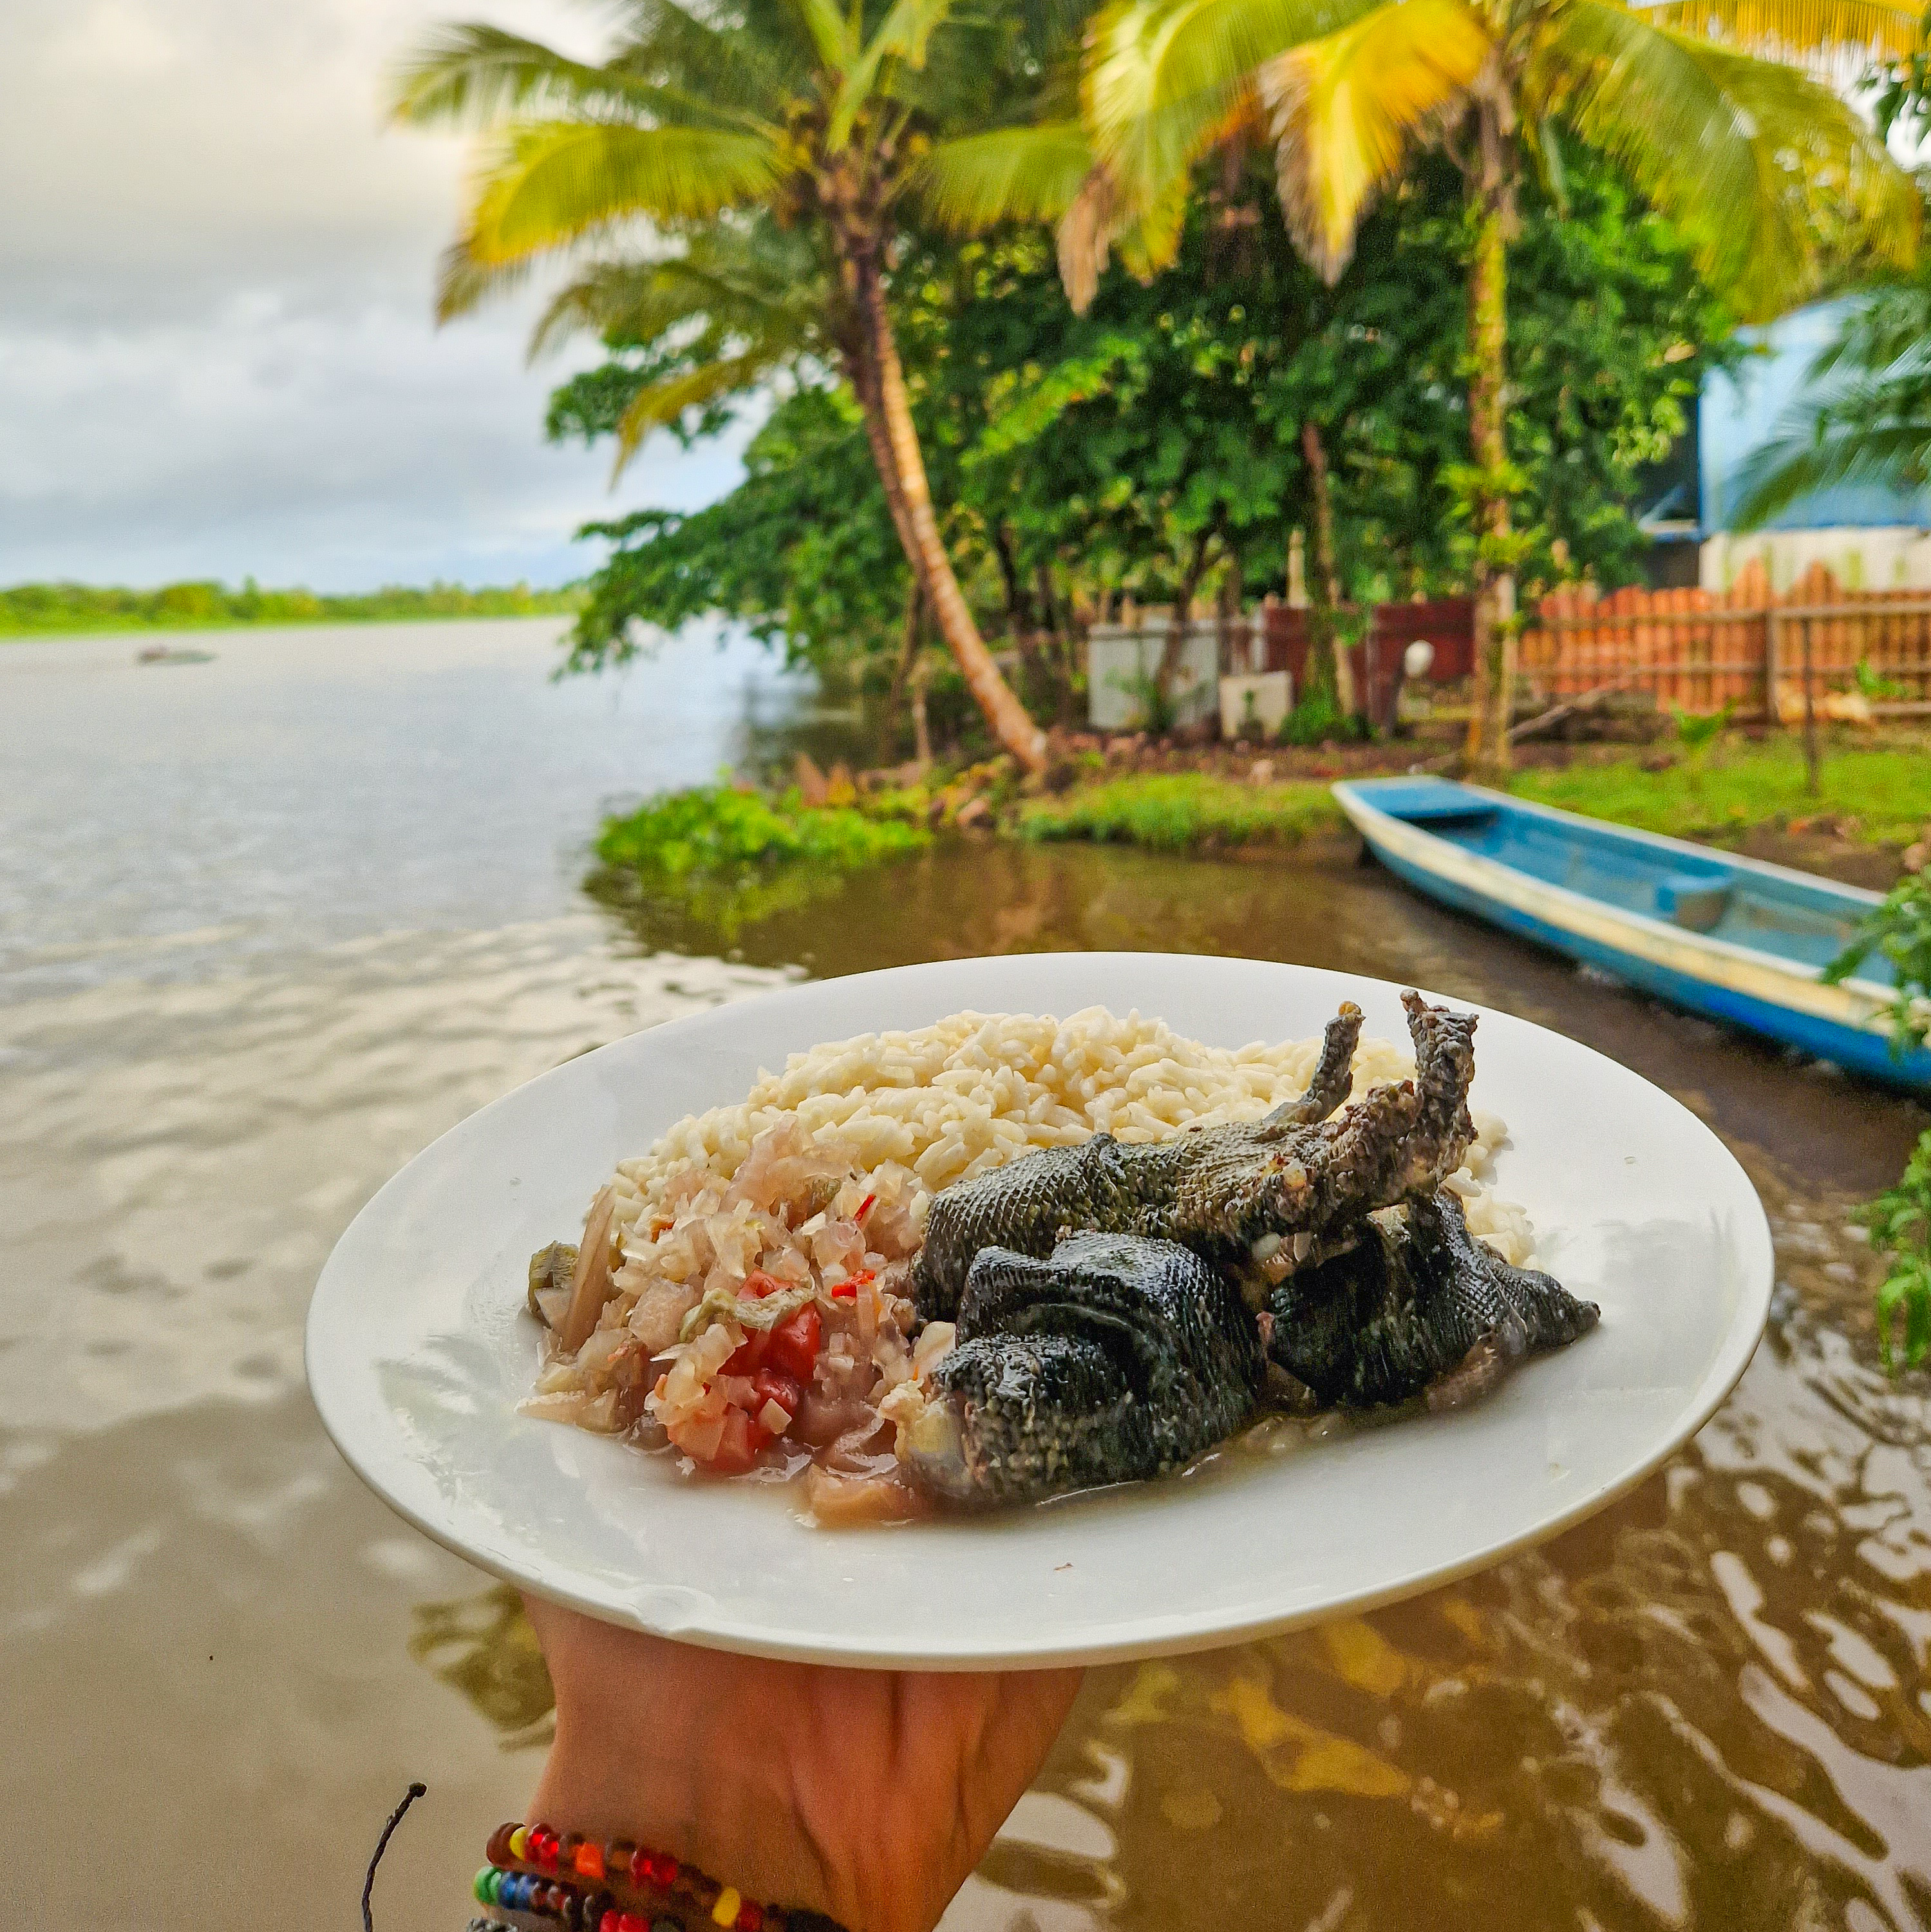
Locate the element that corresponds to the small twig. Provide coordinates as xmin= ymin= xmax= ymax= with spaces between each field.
xmin=363 ymin=1782 xmax=428 ymax=1932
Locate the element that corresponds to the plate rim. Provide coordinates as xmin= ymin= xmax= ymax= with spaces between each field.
xmin=305 ymin=951 xmax=1775 ymax=1669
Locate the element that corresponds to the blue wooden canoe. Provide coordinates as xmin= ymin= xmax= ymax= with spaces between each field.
xmin=1332 ymin=775 xmax=1931 ymax=1093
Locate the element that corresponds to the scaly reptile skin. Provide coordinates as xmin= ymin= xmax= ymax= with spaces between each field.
xmin=1266 ymin=1189 xmax=1601 ymax=1410
xmin=909 ymin=993 xmax=1476 ymax=1320
xmin=907 ymin=1232 xmax=1267 ymax=1504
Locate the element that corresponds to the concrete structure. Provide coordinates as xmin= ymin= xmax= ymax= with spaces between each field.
xmin=1086 ymin=620 xmax=1219 ymax=730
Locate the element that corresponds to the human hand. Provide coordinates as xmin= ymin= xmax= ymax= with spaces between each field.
xmin=520 ymin=1593 xmax=1085 ymax=1932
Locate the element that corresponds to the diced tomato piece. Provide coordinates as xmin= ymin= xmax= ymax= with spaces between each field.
xmin=742 ymin=1270 xmax=786 ymax=1299
xmin=750 ymin=1367 xmax=803 ymax=1426
xmin=764 ymin=1305 xmax=821 ymax=1379
xmin=830 ymin=1268 xmax=876 ymax=1302
xmin=723 ymin=1328 xmax=768 ymax=1376
xmin=702 ymin=1408 xmax=773 ymax=1475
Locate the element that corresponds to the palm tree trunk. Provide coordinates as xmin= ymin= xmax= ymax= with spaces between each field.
xmin=844 ymin=242 xmax=1048 ymax=773
xmin=1464 ymin=82 xmax=1518 ymax=774
xmin=1300 ymin=422 xmax=1354 ymax=715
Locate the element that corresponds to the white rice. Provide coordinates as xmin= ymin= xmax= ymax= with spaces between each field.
xmin=605 ymin=1007 xmax=1535 ymax=1267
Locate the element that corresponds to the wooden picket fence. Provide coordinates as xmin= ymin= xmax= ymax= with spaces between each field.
xmin=1518 ymin=558 xmax=1931 ymax=719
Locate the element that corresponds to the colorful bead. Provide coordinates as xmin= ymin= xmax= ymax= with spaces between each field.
xmin=735 ymin=1904 xmax=763 ymax=1932
xmin=530 ymin=1826 xmax=559 ymax=1867
xmin=574 ymin=1840 xmax=605 ymax=1881
xmin=712 ymin=1887 xmax=742 ymax=1927
xmin=473 ymin=1867 xmax=496 ymax=1905
xmin=608 ymin=1840 xmax=636 ymax=1884
xmin=629 ymin=1846 xmax=652 ymax=1888
xmin=598 ymin=1913 xmax=620 ymax=1932
xmin=489 ymin=1824 xmax=518 ymax=1867
xmin=509 ymin=1826 xmax=531 ymax=1862
xmin=617 ymin=1913 xmax=647 ymax=1932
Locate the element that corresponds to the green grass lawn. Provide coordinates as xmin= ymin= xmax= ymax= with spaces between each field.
xmin=1016 ymin=773 xmax=1342 ymax=849
xmin=1508 ymin=740 xmax=1930 ymax=847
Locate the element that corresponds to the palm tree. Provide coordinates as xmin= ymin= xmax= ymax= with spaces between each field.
xmin=1067 ymin=0 xmax=1923 ymax=769
xmin=391 ymin=0 xmax=1082 ymax=772
xmin=1731 ymin=264 xmax=1931 ymax=526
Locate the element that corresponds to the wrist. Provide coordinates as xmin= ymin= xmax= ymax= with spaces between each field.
xmin=468 ymin=1818 xmax=851 ymax=1932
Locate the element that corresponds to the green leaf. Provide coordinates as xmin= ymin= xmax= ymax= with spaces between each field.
xmin=916 ymin=123 xmax=1095 ymax=231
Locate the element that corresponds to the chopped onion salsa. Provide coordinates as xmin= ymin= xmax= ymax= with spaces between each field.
xmin=522 ymin=1119 xmax=954 ymax=1524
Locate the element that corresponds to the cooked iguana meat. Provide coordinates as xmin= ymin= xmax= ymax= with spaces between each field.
xmin=1267 ymin=1189 xmax=1600 ymax=1410
xmin=909 ymin=992 xmax=1476 ymax=1320
xmin=905 ymin=1232 xmax=1267 ymax=1505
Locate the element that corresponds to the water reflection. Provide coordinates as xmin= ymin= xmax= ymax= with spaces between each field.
xmin=410 ymin=1583 xmax=556 ymax=1753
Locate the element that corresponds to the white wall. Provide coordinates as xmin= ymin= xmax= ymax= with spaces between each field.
xmin=1700 ymin=526 xmax=1931 ymax=594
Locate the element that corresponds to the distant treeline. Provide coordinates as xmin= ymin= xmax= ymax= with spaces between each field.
xmin=0 ymin=577 xmax=585 ymax=636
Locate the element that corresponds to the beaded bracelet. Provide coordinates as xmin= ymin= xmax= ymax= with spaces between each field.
xmin=473 ymin=1821 xmax=842 ymax=1932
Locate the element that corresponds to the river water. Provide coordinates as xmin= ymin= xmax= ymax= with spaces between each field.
xmin=5 ymin=620 xmax=1928 ymax=1931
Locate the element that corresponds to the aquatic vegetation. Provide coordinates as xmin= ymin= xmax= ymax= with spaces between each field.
xmin=1018 ymin=774 xmax=1341 ymax=851
xmin=592 ymin=784 xmax=930 ymax=943
xmin=598 ymin=784 xmax=928 ymax=880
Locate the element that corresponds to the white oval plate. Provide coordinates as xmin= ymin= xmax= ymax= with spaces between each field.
xmin=306 ymin=954 xmax=1771 ymax=1669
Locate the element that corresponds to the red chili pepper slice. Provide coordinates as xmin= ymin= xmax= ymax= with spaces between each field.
xmin=854 ymin=1193 xmax=876 ymax=1223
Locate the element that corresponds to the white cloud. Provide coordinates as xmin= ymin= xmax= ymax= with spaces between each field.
xmin=0 ymin=0 xmax=744 ymax=589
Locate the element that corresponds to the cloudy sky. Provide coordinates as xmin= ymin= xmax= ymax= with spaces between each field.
xmin=2 ymin=0 xmax=750 ymax=590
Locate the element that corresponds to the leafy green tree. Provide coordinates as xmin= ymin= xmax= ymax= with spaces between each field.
xmin=563 ymin=386 xmax=909 ymax=677
xmin=556 ymin=143 xmax=1734 ymax=728
xmin=1064 ymin=0 xmax=1922 ymax=768
xmin=391 ymin=0 xmax=1083 ymax=770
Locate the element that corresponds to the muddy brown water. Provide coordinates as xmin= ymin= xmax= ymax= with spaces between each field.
xmin=5 ymin=623 xmax=1927 ymax=1931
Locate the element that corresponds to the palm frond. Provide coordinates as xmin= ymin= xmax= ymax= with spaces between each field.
xmin=1731 ymin=400 xmax=1931 ymax=524
xmin=1258 ymin=0 xmax=1489 ymax=282
xmin=786 ymin=0 xmax=856 ymax=73
xmin=1536 ymin=3 xmax=1919 ymax=321
xmin=1113 ymin=171 xmax=1195 ymax=279
xmin=1641 ymin=0 xmax=1925 ymax=60
xmin=527 ymin=225 xmax=827 ymax=358
xmin=432 ymin=236 xmax=536 ymax=324
xmin=462 ymin=123 xmax=785 ymax=267
xmin=389 ymin=24 xmax=657 ymax=127
xmin=1086 ymin=0 xmax=1378 ymax=121
xmin=1082 ymin=0 xmax=1263 ymax=206
xmin=608 ymin=0 xmax=795 ymax=121
xmin=832 ymin=0 xmax=960 ymax=146
xmin=915 ymin=122 xmax=1095 ymax=229
xmin=1056 ymin=166 xmax=1127 ymax=311
xmin=612 ymin=352 xmax=780 ymax=474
